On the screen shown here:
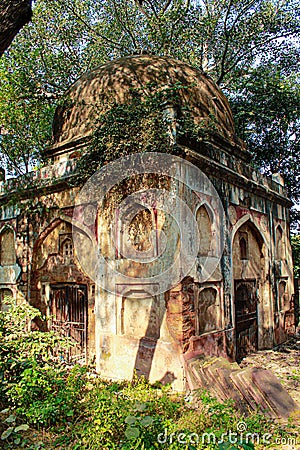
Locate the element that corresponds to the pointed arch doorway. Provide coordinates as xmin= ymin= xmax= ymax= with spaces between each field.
xmin=232 ymin=220 xmax=265 ymax=361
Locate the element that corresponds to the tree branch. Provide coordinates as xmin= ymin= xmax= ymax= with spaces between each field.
xmin=112 ymin=0 xmax=137 ymax=50
xmin=65 ymin=1 xmax=123 ymax=49
xmin=0 ymin=0 xmax=32 ymax=56
xmin=217 ymin=30 xmax=297 ymax=84
xmin=217 ymin=0 xmax=234 ymax=85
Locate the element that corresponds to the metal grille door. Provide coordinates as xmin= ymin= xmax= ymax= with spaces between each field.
xmin=50 ymin=284 xmax=88 ymax=360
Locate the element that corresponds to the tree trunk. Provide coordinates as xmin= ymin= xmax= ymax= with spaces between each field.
xmin=0 ymin=0 xmax=32 ymax=56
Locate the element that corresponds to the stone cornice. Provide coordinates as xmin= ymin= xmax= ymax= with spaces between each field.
xmin=185 ymin=147 xmax=292 ymax=208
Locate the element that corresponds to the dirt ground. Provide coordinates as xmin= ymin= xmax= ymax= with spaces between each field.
xmin=240 ymin=334 xmax=300 ymax=406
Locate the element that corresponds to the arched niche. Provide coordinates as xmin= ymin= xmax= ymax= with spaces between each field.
xmin=31 ymin=217 xmax=93 ymax=309
xmin=275 ymin=225 xmax=285 ymax=261
xmin=196 ymin=286 xmax=220 ymax=335
xmin=196 ymin=205 xmax=213 ymax=257
xmin=232 ymin=220 xmax=265 ymax=280
xmin=120 ymin=204 xmax=157 ymax=258
xmin=278 ymin=280 xmax=288 ymax=311
xmin=128 ymin=208 xmax=153 ymax=252
xmin=239 ymin=236 xmax=248 ymax=260
xmin=0 ymin=228 xmax=16 ymax=266
xmin=32 ymin=215 xmax=96 ymax=282
xmin=34 ymin=219 xmax=74 ymax=269
xmin=60 ymin=236 xmax=74 ymax=263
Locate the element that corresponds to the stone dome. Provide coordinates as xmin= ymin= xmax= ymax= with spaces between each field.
xmin=50 ymin=55 xmax=237 ymax=154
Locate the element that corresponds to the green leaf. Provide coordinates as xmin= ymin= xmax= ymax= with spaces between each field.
xmin=125 ymin=415 xmax=137 ymax=425
xmin=140 ymin=416 xmax=154 ymax=427
xmin=14 ymin=424 xmax=29 ymax=432
xmin=241 ymin=443 xmax=255 ymax=450
xmin=125 ymin=427 xmax=140 ymax=440
xmin=1 ymin=427 xmax=14 ymax=440
xmin=134 ymin=402 xmax=147 ymax=411
xmin=5 ymin=415 xmax=16 ymax=423
xmin=218 ymin=444 xmax=232 ymax=450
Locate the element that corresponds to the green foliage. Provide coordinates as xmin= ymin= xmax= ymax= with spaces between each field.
xmin=74 ymin=83 xmax=214 ymax=184
xmin=0 ymin=56 xmax=55 ymax=175
xmin=0 ymin=297 xmax=294 ymax=450
xmin=5 ymin=0 xmax=299 ymax=85
xmin=0 ymin=412 xmax=29 ymax=449
xmin=6 ymin=364 xmax=87 ymax=427
xmin=291 ymin=234 xmax=300 ymax=278
xmin=0 ymin=302 xmax=295 ymax=450
xmin=0 ymin=298 xmax=73 ymax=410
xmin=65 ymin=375 xmax=184 ymax=449
xmin=0 ymin=298 xmax=88 ymax=447
xmin=61 ymin=384 xmax=291 ymax=450
xmin=75 ymin=89 xmax=174 ymax=180
xmin=287 ymin=367 xmax=300 ymax=382
xmin=197 ymin=391 xmax=272 ymax=448
xmin=230 ymin=64 xmax=300 ymax=202
xmin=1 ymin=0 xmax=299 ymax=201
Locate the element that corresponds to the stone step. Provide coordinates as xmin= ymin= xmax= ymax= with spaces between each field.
xmin=202 ymin=366 xmax=226 ymax=402
xmin=188 ymin=359 xmax=224 ymax=401
xmin=200 ymin=358 xmax=243 ymax=403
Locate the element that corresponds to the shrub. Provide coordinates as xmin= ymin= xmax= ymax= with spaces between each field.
xmin=0 ymin=298 xmax=75 ymax=418
xmin=6 ymin=364 xmax=87 ymax=427
xmin=0 ymin=297 xmax=297 ymax=449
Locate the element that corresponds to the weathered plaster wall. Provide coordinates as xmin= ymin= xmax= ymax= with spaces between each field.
xmin=0 ymin=81 xmax=294 ymax=389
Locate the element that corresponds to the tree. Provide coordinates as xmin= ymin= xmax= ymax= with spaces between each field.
xmin=291 ymin=234 xmax=300 ymax=278
xmin=0 ymin=0 xmax=299 ymax=196
xmin=0 ymin=0 xmax=32 ymax=56
xmin=0 ymin=48 xmax=54 ymax=175
xmin=230 ymin=63 xmax=300 ymax=202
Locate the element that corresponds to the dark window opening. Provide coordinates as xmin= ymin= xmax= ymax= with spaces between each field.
xmin=240 ymin=237 xmax=248 ymax=260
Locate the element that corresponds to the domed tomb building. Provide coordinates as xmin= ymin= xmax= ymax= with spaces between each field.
xmin=0 ymin=55 xmax=294 ymax=390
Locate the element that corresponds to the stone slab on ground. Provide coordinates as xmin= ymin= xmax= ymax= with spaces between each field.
xmin=251 ymin=368 xmax=299 ymax=419
xmin=214 ymin=367 xmax=248 ymax=414
xmin=240 ymin=336 xmax=300 ymax=406
xmin=185 ymin=353 xmax=300 ymax=421
xmin=230 ymin=368 xmax=277 ymax=418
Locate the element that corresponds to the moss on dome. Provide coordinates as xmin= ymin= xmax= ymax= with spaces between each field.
xmin=50 ymin=55 xmax=237 ymax=155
